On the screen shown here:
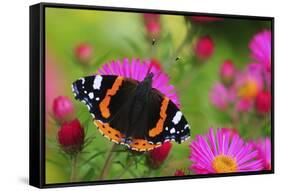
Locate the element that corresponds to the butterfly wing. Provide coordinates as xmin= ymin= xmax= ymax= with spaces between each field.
xmin=72 ymin=75 xmax=136 ymax=121
xmin=146 ymin=89 xmax=190 ymax=144
xmin=72 ymin=75 xmax=190 ymax=152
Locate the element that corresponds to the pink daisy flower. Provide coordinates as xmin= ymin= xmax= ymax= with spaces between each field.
xmin=189 ymin=128 xmax=263 ymax=174
xmin=249 ymin=30 xmax=271 ymax=72
xmin=98 ymin=58 xmax=180 ymax=107
xmin=252 ymin=138 xmax=271 ymax=170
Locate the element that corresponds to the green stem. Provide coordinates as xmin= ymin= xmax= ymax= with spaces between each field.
xmin=99 ymin=144 xmax=117 ymax=180
xmin=70 ymin=154 xmax=78 ymax=182
xmin=116 ymin=157 xmax=134 ymax=179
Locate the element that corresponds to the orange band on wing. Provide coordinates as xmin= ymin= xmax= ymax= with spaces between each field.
xmin=94 ymin=120 xmax=160 ymax=151
xmin=99 ymin=77 xmax=124 ymax=118
xmin=149 ymin=97 xmax=169 ymax=137
xmin=94 ymin=120 xmax=124 ymax=143
xmin=130 ymin=139 xmax=161 ymax=151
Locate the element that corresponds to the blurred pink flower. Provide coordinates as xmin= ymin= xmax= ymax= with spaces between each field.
xmin=194 ymin=36 xmax=214 ymax=60
xmin=252 ymin=138 xmax=271 ymax=170
xmin=74 ymin=43 xmax=93 ymax=64
xmin=220 ymin=60 xmax=236 ymax=86
xmin=189 ymin=128 xmax=263 ymax=174
xmin=235 ymin=99 xmax=252 ymax=113
xmin=98 ymin=58 xmax=180 ymax=107
xmin=209 ymin=83 xmax=235 ymax=110
xmin=190 ymin=16 xmax=223 ymax=23
xmin=221 ymin=128 xmax=239 ymax=139
xmin=249 ymin=30 xmax=271 ymax=72
xmin=143 ymin=13 xmax=161 ymax=39
xmin=235 ymin=64 xmax=263 ymax=101
xmin=52 ymin=96 xmax=74 ymax=122
xmin=45 ymin=51 xmax=67 ymax=116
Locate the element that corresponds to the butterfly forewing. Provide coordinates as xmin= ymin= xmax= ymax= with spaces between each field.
xmin=72 ymin=75 xmax=137 ymax=122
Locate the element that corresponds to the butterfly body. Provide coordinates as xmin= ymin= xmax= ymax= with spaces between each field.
xmin=72 ymin=74 xmax=190 ymax=151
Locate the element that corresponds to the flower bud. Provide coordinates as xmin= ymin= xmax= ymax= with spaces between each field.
xmin=255 ymin=91 xmax=271 ymax=115
xmin=143 ymin=14 xmax=161 ymax=39
xmin=74 ymin=43 xmax=93 ymax=65
xmin=220 ymin=60 xmax=236 ymax=86
xmin=189 ymin=16 xmax=223 ymax=23
xmin=194 ymin=36 xmax=214 ymax=60
xmin=58 ymin=119 xmax=85 ymax=155
xmin=52 ymin=96 xmax=74 ymax=122
xmin=174 ymin=169 xmax=185 ymax=176
xmin=150 ymin=58 xmax=162 ymax=70
xmin=147 ymin=142 xmax=172 ymax=168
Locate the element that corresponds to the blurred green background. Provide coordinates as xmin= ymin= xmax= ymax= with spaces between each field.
xmin=45 ymin=7 xmax=270 ymax=184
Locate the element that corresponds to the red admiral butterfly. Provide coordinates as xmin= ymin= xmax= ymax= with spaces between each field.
xmin=72 ymin=73 xmax=190 ymax=152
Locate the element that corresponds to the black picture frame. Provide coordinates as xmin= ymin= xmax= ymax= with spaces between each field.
xmin=29 ymin=2 xmax=274 ymax=188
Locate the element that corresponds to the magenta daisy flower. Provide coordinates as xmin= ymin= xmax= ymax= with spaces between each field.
xmin=252 ymin=138 xmax=271 ymax=170
xmin=98 ymin=58 xmax=180 ymax=107
xmin=189 ymin=128 xmax=263 ymax=174
xmin=249 ymin=30 xmax=271 ymax=72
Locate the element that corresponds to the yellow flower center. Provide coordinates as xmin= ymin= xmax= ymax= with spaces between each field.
xmin=238 ymin=79 xmax=258 ymax=100
xmin=212 ymin=155 xmax=237 ymax=173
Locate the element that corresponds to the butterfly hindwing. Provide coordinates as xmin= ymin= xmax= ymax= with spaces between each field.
xmin=146 ymin=89 xmax=190 ymax=144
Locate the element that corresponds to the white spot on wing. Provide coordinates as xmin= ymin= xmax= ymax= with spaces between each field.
xmin=96 ymin=97 xmax=100 ymax=101
xmin=170 ymin=128 xmax=176 ymax=134
xmin=93 ymin=75 xmax=102 ymax=90
xmin=165 ymin=127 xmax=169 ymax=131
xmin=184 ymin=124 xmax=190 ymax=130
xmin=88 ymin=92 xmax=94 ymax=99
xmin=80 ymin=78 xmax=85 ymax=84
xmin=172 ymin=111 xmax=182 ymax=125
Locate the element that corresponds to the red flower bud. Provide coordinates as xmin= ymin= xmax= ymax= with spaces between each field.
xmin=147 ymin=142 xmax=172 ymax=168
xmin=52 ymin=96 xmax=74 ymax=122
xmin=174 ymin=169 xmax=185 ymax=176
xmin=58 ymin=119 xmax=85 ymax=155
xmin=150 ymin=58 xmax=162 ymax=70
xmin=189 ymin=16 xmax=223 ymax=23
xmin=255 ymin=91 xmax=271 ymax=114
xmin=220 ymin=60 xmax=236 ymax=86
xmin=74 ymin=43 xmax=93 ymax=64
xmin=195 ymin=36 xmax=214 ymax=60
xmin=143 ymin=14 xmax=161 ymax=39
